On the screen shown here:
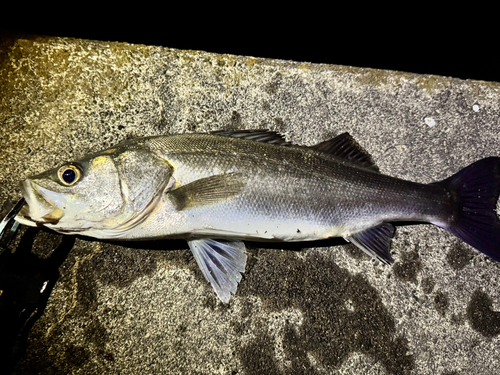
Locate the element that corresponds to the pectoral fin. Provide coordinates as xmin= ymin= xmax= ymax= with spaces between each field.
xmin=168 ymin=173 xmax=246 ymax=210
xmin=345 ymin=223 xmax=395 ymax=265
xmin=188 ymin=238 xmax=247 ymax=303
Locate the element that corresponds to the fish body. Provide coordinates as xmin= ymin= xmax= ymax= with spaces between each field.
xmin=15 ymin=131 xmax=500 ymax=302
xmin=121 ymin=134 xmax=451 ymax=241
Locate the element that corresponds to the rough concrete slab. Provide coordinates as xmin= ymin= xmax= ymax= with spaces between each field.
xmin=0 ymin=34 xmax=499 ymax=375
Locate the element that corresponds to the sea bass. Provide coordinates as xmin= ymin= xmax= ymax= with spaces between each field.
xmin=15 ymin=130 xmax=500 ymax=302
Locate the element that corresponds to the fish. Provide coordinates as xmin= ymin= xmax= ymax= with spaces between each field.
xmin=14 ymin=130 xmax=500 ymax=303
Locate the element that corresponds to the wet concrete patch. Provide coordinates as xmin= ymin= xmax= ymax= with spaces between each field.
xmin=11 ymin=239 xmax=162 ymax=375
xmin=91 ymin=244 xmax=158 ymax=288
xmin=393 ymin=249 xmax=422 ymax=283
xmin=466 ymin=289 xmax=500 ymax=337
xmin=433 ymin=290 xmax=449 ymax=316
xmin=421 ymin=276 xmax=435 ymax=294
xmin=240 ymin=334 xmax=281 ymax=375
xmin=446 ymin=242 xmax=474 ymax=271
xmin=239 ymin=250 xmax=414 ymax=375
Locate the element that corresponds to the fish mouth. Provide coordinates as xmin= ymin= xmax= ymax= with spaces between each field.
xmin=18 ymin=180 xmax=65 ymax=225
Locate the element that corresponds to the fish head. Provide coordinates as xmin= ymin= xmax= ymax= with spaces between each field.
xmin=17 ymin=144 xmax=172 ymax=238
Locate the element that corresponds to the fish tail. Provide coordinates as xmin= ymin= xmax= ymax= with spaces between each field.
xmin=435 ymin=157 xmax=500 ymax=261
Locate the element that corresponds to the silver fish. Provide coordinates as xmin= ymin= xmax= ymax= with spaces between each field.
xmin=15 ymin=130 xmax=500 ymax=303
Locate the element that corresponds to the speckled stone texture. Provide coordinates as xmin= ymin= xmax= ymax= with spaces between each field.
xmin=1 ymin=34 xmax=499 ymax=375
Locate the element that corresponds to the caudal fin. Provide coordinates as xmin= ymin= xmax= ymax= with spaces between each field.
xmin=437 ymin=157 xmax=500 ymax=261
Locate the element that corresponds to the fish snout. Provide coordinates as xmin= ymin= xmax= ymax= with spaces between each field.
xmin=20 ymin=180 xmax=65 ymax=224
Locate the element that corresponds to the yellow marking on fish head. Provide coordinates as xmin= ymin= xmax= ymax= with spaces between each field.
xmin=88 ymin=155 xmax=116 ymax=173
xmin=90 ymin=155 xmax=111 ymax=168
xmin=100 ymin=148 xmax=118 ymax=155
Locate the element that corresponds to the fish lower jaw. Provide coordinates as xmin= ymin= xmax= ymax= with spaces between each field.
xmin=19 ymin=180 xmax=65 ymax=224
xmin=15 ymin=203 xmax=63 ymax=225
xmin=14 ymin=212 xmax=37 ymax=227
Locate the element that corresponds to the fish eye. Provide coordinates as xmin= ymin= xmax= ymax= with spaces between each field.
xmin=57 ymin=164 xmax=82 ymax=186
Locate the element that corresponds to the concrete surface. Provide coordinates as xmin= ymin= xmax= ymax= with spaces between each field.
xmin=1 ymin=34 xmax=499 ymax=375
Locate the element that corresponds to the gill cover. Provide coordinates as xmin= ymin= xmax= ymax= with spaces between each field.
xmin=102 ymin=148 xmax=173 ymax=237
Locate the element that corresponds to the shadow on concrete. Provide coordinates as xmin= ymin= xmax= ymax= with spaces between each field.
xmin=0 ymin=228 xmax=74 ymax=373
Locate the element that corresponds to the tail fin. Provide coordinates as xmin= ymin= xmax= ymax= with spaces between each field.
xmin=437 ymin=157 xmax=500 ymax=261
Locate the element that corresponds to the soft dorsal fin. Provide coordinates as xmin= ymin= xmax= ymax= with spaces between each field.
xmin=311 ymin=133 xmax=379 ymax=172
xmin=212 ymin=129 xmax=292 ymax=146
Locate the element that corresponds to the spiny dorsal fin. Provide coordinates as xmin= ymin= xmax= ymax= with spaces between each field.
xmin=212 ymin=129 xmax=292 ymax=146
xmin=311 ymin=133 xmax=379 ymax=172
xmin=168 ymin=173 xmax=246 ymax=211
xmin=213 ymin=129 xmax=378 ymax=171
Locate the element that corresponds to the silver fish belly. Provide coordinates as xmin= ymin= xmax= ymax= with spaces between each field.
xmin=14 ymin=130 xmax=500 ymax=303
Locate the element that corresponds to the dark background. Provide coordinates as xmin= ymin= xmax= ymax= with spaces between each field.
xmin=2 ymin=15 xmax=499 ymax=83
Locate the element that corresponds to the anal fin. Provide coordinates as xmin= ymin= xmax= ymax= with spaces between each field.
xmin=345 ymin=223 xmax=395 ymax=264
xmin=188 ymin=238 xmax=247 ymax=303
